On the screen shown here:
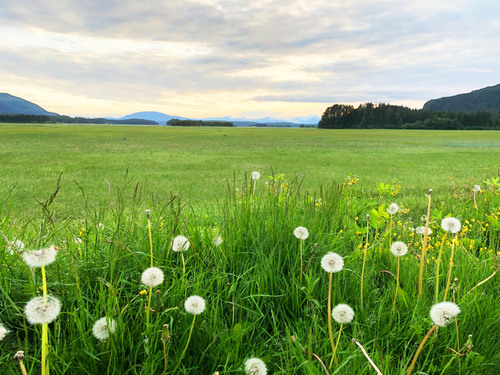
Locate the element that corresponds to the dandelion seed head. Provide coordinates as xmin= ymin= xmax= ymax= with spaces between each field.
xmin=441 ymin=217 xmax=461 ymax=234
xmin=331 ymin=304 xmax=355 ymax=324
xmin=0 ymin=323 xmax=9 ymax=341
xmin=251 ymin=171 xmax=261 ymax=180
xmin=321 ymin=252 xmax=344 ymax=273
xmin=141 ymin=267 xmax=164 ymax=287
xmin=391 ymin=241 xmax=408 ymax=256
xmin=25 ymin=296 xmax=61 ymax=325
xmin=293 ymin=226 xmax=309 ymax=240
xmin=22 ymin=246 xmax=58 ymax=267
xmin=92 ymin=317 xmax=116 ymax=341
xmin=172 ymin=235 xmax=190 ymax=252
xmin=184 ymin=295 xmax=206 ymax=315
xmin=97 ymin=223 xmax=105 ymax=230
xmin=430 ymin=302 xmax=460 ymax=327
xmin=244 ymin=357 xmax=267 ymax=375
xmin=213 ymin=236 xmax=223 ymax=246
xmin=473 ymin=185 xmax=481 ymax=192
xmin=387 ymin=203 xmax=399 ymax=215
xmin=7 ymin=240 xmax=25 ymax=255
xmin=416 ymin=226 xmax=432 ymax=235
xmin=74 ymin=237 xmax=82 ymax=245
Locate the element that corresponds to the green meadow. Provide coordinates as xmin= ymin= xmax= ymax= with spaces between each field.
xmin=0 ymin=124 xmax=499 ymax=374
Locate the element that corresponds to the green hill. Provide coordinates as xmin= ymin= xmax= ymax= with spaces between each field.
xmin=0 ymin=93 xmax=58 ymax=115
xmin=423 ymin=84 xmax=500 ymax=113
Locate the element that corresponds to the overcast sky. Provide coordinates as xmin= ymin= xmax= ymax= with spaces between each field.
xmin=1 ymin=0 xmax=499 ymax=119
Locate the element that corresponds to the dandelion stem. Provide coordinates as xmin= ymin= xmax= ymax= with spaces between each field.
xmin=418 ymin=190 xmax=432 ymax=298
xmin=172 ymin=315 xmax=196 ymax=374
xmin=434 ymin=232 xmax=448 ymax=303
xmin=360 ymin=217 xmax=369 ymax=308
xmin=181 ymin=253 xmax=186 ymax=276
xmin=327 ymin=273 xmax=338 ymax=367
xmin=406 ymin=324 xmax=438 ymax=375
xmin=41 ymin=265 xmax=49 ymax=375
xmin=145 ymin=286 xmax=153 ymax=326
xmin=390 ymin=257 xmax=400 ymax=318
xmin=147 ymin=216 xmax=153 ymax=267
xmin=351 ymin=339 xmax=383 ymax=375
xmin=330 ymin=323 xmax=343 ymax=368
xmin=300 ymin=239 xmax=303 ymax=284
xmin=443 ymin=237 xmax=456 ymax=301
xmin=473 ymin=191 xmax=478 ymax=210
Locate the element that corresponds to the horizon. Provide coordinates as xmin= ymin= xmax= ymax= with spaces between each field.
xmin=1 ymin=1 xmax=499 ymax=119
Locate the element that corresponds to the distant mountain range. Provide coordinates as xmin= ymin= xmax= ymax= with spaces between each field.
xmin=0 ymin=93 xmax=58 ymax=116
xmin=423 ymin=84 xmax=500 ymax=113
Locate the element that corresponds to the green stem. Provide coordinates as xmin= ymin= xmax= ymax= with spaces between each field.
xmin=41 ymin=266 xmax=49 ymax=375
xmin=181 ymin=253 xmax=186 ymax=276
xmin=418 ymin=192 xmax=432 ymax=298
xmin=443 ymin=237 xmax=456 ymax=301
xmin=360 ymin=218 xmax=369 ymax=308
xmin=300 ymin=239 xmax=303 ymax=284
xmin=406 ymin=324 xmax=438 ymax=375
xmin=390 ymin=257 xmax=400 ymax=317
xmin=172 ymin=315 xmax=196 ymax=373
xmin=327 ymin=273 xmax=338 ymax=366
xmin=330 ymin=323 xmax=343 ymax=368
xmin=147 ymin=218 xmax=153 ymax=267
xmin=434 ymin=232 xmax=448 ymax=303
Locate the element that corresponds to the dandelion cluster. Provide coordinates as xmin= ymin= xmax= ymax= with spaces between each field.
xmin=293 ymin=226 xmax=309 ymax=240
xmin=7 ymin=239 xmax=24 ymax=255
xmin=441 ymin=217 xmax=461 ymax=234
xmin=430 ymin=302 xmax=460 ymax=327
xmin=141 ymin=267 xmax=164 ymax=287
xmin=22 ymin=246 xmax=58 ymax=267
xmin=390 ymin=241 xmax=408 ymax=256
xmin=244 ymin=357 xmax=267 ymax=375
xmin=92 ymin=317 xmax=117 ymax=341
xmin=185 ymin=295 xmax=206 ymax=315
xmin=416 ymin=226 xmax=432 ymax=235
xmin=321 ymin=252 xmax=344 ymax=273
xmin=25 ymin=296 xmax=61 ymax=325
xmin=172 ymin=235 xmax=190 ymax=252
xmin=387 ymin=203 xmax=399 ymax=215
xmin=0 ymin=322 xmax=9 ymax=341
xmin=331 ymin=304 xmax=355 ymax=324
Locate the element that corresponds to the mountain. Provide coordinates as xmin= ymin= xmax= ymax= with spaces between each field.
xmin=423 ymin=84 xmax=500 ymax=113
xmin=0 ymin=93 xmax=58 ymax=115
xmin=119 ymin=111 xmax=188 ymax=125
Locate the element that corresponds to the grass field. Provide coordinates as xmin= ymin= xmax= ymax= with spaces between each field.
xmin=0 ymin=124 xmax=499 ymax=218
xmin=0 ymin=124 xmax=499 ymax=374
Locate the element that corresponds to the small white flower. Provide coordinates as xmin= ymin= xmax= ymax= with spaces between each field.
xmin=0 ymin=322 xmax=9 ymax=341
xmin=22 ymin=246 xmax=58 ymax=268
xmin=7 ymin=240 xmax=25 ymax=255
xmin=97 ymin=223 xmax=105 ymax=230
xmin=172 ymin=235 xmax=190 ymax=252
xmin=213 ymin=236 xmax=223 ymax=246
xmin=473 ymin=185 xmax=481 ymax=192
xmin=141 ymin=267 xmax=164 ymax=287
xmin=420 ymin=215 xmax=427 ymax=222
xmin=390 ymin=241 xmax=408 ymax=257
xmin=416 ymin=226 xmax=432 ymax=235
xmin=321 ymin=252 xmax=344 ymax=273
xmin=441 ymin=217 xmax=461 ymax=234
xmin=293 ymin=226 xmax=309 ymax=240
xmin=251 ymin=171 xmax=261 ymax=180
xmin=25 ymin=296 xmax=61 ymax=325
xmin=387 ymin=203 xmax=399 ymax=215
xmin=331 ymin=304 xmax=355 ymax=324
xmin=430 ymin=302 xmax=460 ymax=327
xmin=74 ymin=237 xmax=83 ymax=245
xmin=92 ymin=317 xmax=116 ymax=341
xmin=184 ymin=295 xmax=206 ymax=315
xmin=244 ymin=357 xmax=267 ymax=375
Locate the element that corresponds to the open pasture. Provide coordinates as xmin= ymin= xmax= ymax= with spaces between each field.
xmin=0 ymin=124 xmax=499 ymax=374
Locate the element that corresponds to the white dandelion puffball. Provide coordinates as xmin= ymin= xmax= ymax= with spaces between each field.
xmin=172 ymin=235 xmax=190 ymax=252
xmin=74 ymin=237 xmax=83 ymax=245
xmin=213 ymin=236 xmax=223 ymax=246
xmin=441 ymin=217 xmax=461 ymax=234
xmin=92 ymin=317 xmax=116 ymax=341
xmin=331 ymin=304 xmax=355 ymax=324
xmin=321 ymin=252 xmax=344 ymax=273
xmin=0 ymin=323 xmax=9 ymax=341
xmin=185 ymin=295 xmax=206 ymax=315
xmin=244 ymin=357 xmax=267 ymax=375
xmin=7 ymin=240 xmax=25 ymax=255
xmin=293 ymin=226 xmax=309 ymax=240
xmin=251 ymin=171 xmax=261 ymax=180
xmin=391 ymin=241 xmax=408 ymax=257
xmin=25 ymin=296 xmax=61 ymax=325
xmin=416 ymin=226 xmax=432 ymax=235
xmin=430 ymin=302 xmax=460 ymax=327
xmin=141 ymin=267 xmax=164 ymax=287
xmin=97 ymin=223 xmax=105 ymax=230
xmin=387 ymin=203 xmax=399 ymax=215
xmin=473 ymin=185 xmax=481 ymax=192
xmin=22 ymin=246 xmax=58 ymax=268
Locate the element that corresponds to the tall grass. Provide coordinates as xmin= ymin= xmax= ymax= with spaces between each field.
xmin=1 ymin=172 xmax=499 ymax=374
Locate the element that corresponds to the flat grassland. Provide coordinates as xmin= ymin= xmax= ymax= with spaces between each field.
xmin=0 ymin=124 xmax=499 ymax=216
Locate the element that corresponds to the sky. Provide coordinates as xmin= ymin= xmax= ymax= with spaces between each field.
xmin=1 ymin=0 xmax=499 ymax=120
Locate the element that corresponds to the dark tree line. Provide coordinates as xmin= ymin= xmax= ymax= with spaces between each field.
xmin=0 ymin=114 xmax=158 ymax=125
xmin=167 ymin=119 xmax=234 ymax=127
xmin=0 ymin=114 xmax=51 ymax=123
xmin=318 ymin=103 xmax=500 ymax=130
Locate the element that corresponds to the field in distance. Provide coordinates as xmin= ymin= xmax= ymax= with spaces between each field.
xmin=0 ymin=123 xmax=499 ymax=217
